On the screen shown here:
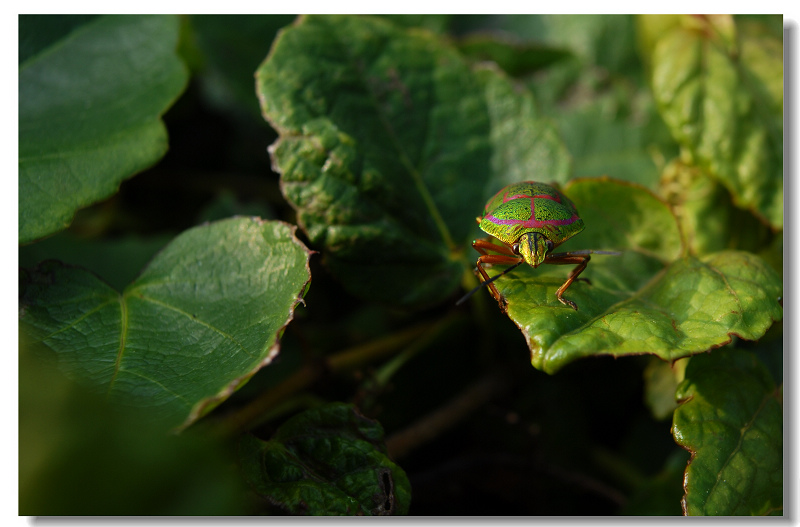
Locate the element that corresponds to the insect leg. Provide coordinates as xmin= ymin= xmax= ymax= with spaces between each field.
xmin=470 ymin=238 xmax=521 ymax=310
xmin=543 ymin=254 xmax=591 ymax=310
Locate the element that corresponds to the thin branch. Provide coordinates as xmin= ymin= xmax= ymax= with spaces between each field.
xmin=385 ymin=366 xmax=513 ymax=460
xmin=214 ymin=314 xmax=459 ymax=437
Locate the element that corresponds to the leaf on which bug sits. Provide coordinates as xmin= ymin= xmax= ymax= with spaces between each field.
xmin=483 ymin=178 xmax=782 ymax=374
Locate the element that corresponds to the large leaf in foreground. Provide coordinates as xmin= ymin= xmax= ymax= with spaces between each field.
xmin=484 ymin=178 xmax=782 ymax=373
xmin=647 ymin=15 xmax=783 ymax=229
xmin=257 ymin=14 xmax=569 ymax=307
xmin=19 ymin=15 xmax=188 ymax=243
xmin=19 ymin=218 xmax=312 ymax=430
xmin=673 ymin=349 xmax=782 ymax=515
xmin=239 ymin=403 xmax=410 ymax=515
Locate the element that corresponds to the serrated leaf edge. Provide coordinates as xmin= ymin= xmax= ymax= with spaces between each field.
xmin=175 ymin=220 xmax=314 ymax=432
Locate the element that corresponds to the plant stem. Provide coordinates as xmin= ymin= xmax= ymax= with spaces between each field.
xmin=372 ymin=311 xmax=463 ymax=388
xmin=215 ymin=362 xmax=322 ymax=437
xmin=327 ymin=319 xmax=434 ymax=373
xmin=214 ymin=315 xmax=457 ymax=437
xmin=385 ymin=366 xmax=513 ymax=460
xmin=591 ymin=446 xmax=647 ymax=490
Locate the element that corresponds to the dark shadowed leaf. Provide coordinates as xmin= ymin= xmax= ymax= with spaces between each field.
xmin=239 ymin=403 xmax=411 ymax=515
xmin=457 ymin=34 xmax=572 ymax=77
xmin=622 ymin=449 xmax=689 ymax=515
xmin=257 ymin=14 xmax=569 ymax=308
xmin=18 ymin=231 xmax=172 ymax=292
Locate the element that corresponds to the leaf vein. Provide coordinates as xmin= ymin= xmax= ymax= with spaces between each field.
xmin=134 ymin=293 xmax=257 ymax=360
xmin=108 ymin=294 xmax=129 ymax=395
xmin=705 ymin=391 xmax=772 ymax=507
xmin=33 ymin=296 xmax=119 ymax=341
xmin=327 ymin=20 xmax=455 ymax=250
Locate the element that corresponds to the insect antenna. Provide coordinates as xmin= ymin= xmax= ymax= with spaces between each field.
xmin=548 ymin=249 xmax=621 ymax=257
xmin=455 ymin=260 xmax=524 ymax=306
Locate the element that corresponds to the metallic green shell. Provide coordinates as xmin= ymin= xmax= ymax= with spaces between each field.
xmin=479 ymin=181 xmax=584 ymax=247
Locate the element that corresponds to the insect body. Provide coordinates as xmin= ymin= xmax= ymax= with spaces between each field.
xmin=460 ymin=181 xmax=609 ymax=312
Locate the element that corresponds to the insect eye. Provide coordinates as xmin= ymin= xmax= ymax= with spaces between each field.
xmin=511 ymin=243 xmax=520 ymax=255
xmin=545 ymin=240 xmax=554 ymax=253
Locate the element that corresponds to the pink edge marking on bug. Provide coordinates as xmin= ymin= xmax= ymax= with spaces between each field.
xmin=485 ymin=195 xmax=579 ymax=229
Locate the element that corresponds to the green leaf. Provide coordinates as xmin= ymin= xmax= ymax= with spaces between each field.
xmin=450 ymin=15 xmax=640 ymax=77
xmin=18 ymin=231 xmax=172 ymax=292
xmin=672 ymin=349 xmax=782 ymax=515
xmin=659 ymin=160 xmax=775 ymax=256
xmin=19 ymin=218 xmax=312 ymax=430
xmin=519 ymin=15 xmax=641 ymax=76
xmin=18 ymin=14 xmax=98 ymax=63
xmin=551 ymin=96 xmax=673 ymax=190
xmin=485 ymin=178 xmax=782 ymax=373
xmin=643 ymin=356 xmax=687 ymax=421
xmin=648 ymin=15 xmax=783 ymax=229
xmin=188 ymin=15 xmax=296 ymax=118
xmin=239 ymin=403 xmax=411 ymax=515
xmin=380 ymin=14 xmax=452 ymax=33
xmin=522 ymin=20 xmax=679 ymax=192
xmin=635 ymin=15 xmax=682 ymax=72
xmin=19 ymin=15 xmax=189 ymax=243
xmin=457 ymin=34 xmax=572 ymax=77
xmin=621 ymin=449 xmax=689 ymax=515
xmin=257 ymin=14 xmax=569 ymax=307
xmin=477 ymin=64 xmax=572 ymax=189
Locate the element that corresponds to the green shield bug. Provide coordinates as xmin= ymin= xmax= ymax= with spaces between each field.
xmin=457 ymin=181 xmax=618 ymax=312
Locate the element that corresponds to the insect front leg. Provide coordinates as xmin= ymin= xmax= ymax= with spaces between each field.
xmin=543 ymin=253 xmax=591 ymax=310
xmin=472 ymin=239 xmax=521 ymax=311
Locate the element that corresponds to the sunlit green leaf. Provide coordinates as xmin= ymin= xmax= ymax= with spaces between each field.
xmin=673 ymin=349 xmax=782 ymax=515
xmin=484 ymin=179 xmax=782 ymax=373
xmin=648 ymin=15 xmax=783 ymax=229
xmin=659 ymin=160 xmax=775 ymax=256
xmin=643 ymin=356 xmax=687 ymax=421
